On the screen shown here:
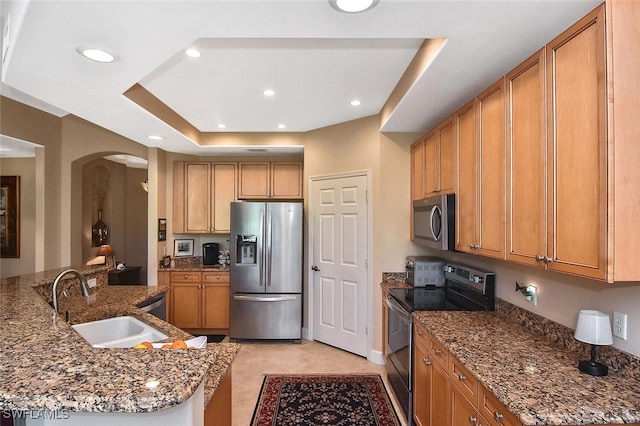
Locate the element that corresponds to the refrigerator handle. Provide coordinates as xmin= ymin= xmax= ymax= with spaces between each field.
xmin=233 ymin=295 xmax=297 ymax=302
xmin=259 ymin=208 xmax=265 ymax=287
xmin=265 ymin=207 xmax=272 ymax=286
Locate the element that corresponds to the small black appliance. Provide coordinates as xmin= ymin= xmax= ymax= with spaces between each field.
xmin=202 ymin=242 xmax=220 ymax=266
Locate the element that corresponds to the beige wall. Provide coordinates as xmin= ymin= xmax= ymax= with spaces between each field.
xmin=0 ymin=158 xmax=36 ymax=278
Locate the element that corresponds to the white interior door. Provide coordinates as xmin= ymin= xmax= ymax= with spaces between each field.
xmin=310 ymin=173 xmax=368 ymax=357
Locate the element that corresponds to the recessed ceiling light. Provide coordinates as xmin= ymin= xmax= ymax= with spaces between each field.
xmin=350 ymin=99 xmax=362 ymax=106
xmin=217 ymin=124 xmax=227 ymax=129
xmin=263 ymin=89 xmax=275 ymax=97
xmin=185 ymin=48 xmax=201 ymax=58
xmin=76 ymin=45 xmax=119 ymax=63
xmin=277 ymin=124 xmax=286 ymax=129
xmin=329 ymin=0 xmax=379 ymax=13
xmin=147 ymin=135 xmax=164 ymax=140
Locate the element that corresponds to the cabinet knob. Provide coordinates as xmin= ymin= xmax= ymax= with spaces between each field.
xmin=468 ymin=416 xmax=478 ymax=425
xmin=184 ymin=275 xmax=188 ymax=279
xmin=417 ymin=330 xmax=424 ymax=337
xmin=458 ymin=374 xmax=466 ymax=381
xmin=494 ymin=412 xmax=504 ymax=421
xmin=422 ymin=357 xmax=431 ymax=366
xmin=434 ymin=349 xmax=442 ymax=355
xmin=545 ymin=256 xmax=553 ymax=263
xmin=216 ymin=275 xmax=220 ymax=279
xmin=535 ymin=254 xmax=545 ymax=261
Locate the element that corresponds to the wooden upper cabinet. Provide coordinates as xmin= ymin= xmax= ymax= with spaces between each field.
xmin=547 ymin=5 xmax=606 ymax=280
xmin=423 ymin=130 xmax=438 ymax=195
xmin=411 ymin=137 xmax=426 ymax=201
xmin=455 ymin=81 xmax=505 ymax=260
xmin=436 ymin=118 xmax=455 ymax=195
xmin=238 ymin=161 xmax=303 ymax=199
xmin=506 ymin=49 xmax=547 ymax=267
xmin=455 ymin=100 xmax=477 ymax=254
xmin=475 ymin=79 xmax=506 ymax=259
xmin=173 ymin=161 xmax=238 ymax=233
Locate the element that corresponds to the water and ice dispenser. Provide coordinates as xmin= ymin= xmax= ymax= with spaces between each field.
xmin=236 ymin=235 xmax=257 ymax=264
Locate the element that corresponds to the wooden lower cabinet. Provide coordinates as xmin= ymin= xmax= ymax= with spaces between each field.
xmin=168 ymin=271 xmax=229 ymax=333
xmin=204 ymin=369 xmax=232 ymax=426
xmin=414 ymin=322 xmax=450 ymax=426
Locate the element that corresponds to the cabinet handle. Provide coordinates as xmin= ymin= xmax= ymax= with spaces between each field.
xmin=417 ymin=330 xmax=424 ymax=337
xmin=494 ymin=412 xmax=504 ymax=421
xmin=434 ymin=349 xmax=442 ymax=355
xmin=545 ymin=256 xmax=553 ymax=263
xmin=535 ymin=254 xmax=545 ymax=262
xmin=468 ymin=416 xmax=478 ymax=425
xmin=422 ymin=357 xmax=431 ymax=366
xmin=458 ymin=374 xmax=466 ymax=381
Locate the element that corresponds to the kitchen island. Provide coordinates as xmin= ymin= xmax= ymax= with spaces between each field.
xmin=0 ymin=265 xmax=239 ymax=425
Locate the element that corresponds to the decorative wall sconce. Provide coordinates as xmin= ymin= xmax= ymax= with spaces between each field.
xmin=515 ymin=281 xmax=538 ymax=305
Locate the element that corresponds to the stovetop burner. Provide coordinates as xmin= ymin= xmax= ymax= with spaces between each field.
xmin=388 ymin=261 xmax=495 ymax=312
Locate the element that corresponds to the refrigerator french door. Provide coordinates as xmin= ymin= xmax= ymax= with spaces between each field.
xmin=229 ymin=201 xmax=302 ymax=340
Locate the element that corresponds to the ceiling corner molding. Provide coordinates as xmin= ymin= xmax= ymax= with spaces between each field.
xmin=123 ymin=83 xmax=201 ymax=144
xmin=379 ymin=38 xmax=447 ymax=131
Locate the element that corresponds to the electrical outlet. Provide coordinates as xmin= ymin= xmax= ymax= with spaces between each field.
xmin=613 ymin=311 xmax=628 ymax=340
xmin=87 ymin=277 xmax=97 ymax=288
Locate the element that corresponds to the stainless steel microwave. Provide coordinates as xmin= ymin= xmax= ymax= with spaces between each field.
xmin=412 ymin=194 xmax=455 ymax=250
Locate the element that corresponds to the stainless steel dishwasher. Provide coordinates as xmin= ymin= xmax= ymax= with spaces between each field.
xmin=136 ymin=292 xmax=167 ymax=321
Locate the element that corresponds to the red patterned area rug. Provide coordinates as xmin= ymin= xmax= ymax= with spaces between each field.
xmin=251 ymin=374 xmax=400 ymax=426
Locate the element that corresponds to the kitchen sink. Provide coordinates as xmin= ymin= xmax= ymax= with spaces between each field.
xmin=72 ymin=316 xmax=168 ymax=348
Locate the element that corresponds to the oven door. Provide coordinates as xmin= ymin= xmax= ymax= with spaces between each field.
xmin=386 ymin=294 xmax=413 ymax=423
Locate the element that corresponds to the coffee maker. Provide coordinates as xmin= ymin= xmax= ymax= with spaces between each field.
xmin=202 ymin=242 xmax=220 ymax=266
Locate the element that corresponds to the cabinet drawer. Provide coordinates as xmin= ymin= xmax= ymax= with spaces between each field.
xmin=450 ymin=357 xmax=478 ymax=404
xmin=203 ymin=271 xmax=229 ymax=283
xmin=170 ymin=272 xmax=202 ymax=283
xmin=414 ymin=322 xmax=430 ymax=349
xmin=478 ymin=386 xmax=522 ymax=426
xmin=428 ymin=334 xmax=449 ymax=368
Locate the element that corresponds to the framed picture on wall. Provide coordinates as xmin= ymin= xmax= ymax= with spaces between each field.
xmin=158 ymin=218 xmax=167 ymax=241
xmin=0 ymin=176 xmax=20 ymax=258
xmin=174 ymin=239 xmax=194 ymax=257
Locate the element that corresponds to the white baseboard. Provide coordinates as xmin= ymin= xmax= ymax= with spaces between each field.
xmin=368 ymin=349 xmax=386 ymax=366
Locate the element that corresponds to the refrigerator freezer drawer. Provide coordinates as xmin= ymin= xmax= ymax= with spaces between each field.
xmin=230 ymin=293 xmax=302 ymax=340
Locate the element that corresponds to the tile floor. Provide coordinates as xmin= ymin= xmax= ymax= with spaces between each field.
xmin=230 ymin=339 xmax=407 ymax=425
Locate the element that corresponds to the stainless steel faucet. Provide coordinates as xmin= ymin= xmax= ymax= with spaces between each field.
xmin=51 ymin=269 xmax=90 ymax=314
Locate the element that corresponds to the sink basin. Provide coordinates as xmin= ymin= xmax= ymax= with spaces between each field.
xmin=72 ymin=316 xmax=168 ymax=348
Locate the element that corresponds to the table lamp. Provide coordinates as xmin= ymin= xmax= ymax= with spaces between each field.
xmin=574 ymin=310 xmax=613 ymax=376
xmin=96 ymin=244 xmax=116 ymax=269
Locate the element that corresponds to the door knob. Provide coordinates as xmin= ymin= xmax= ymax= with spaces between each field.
xmin=311 ymin=265 xmax=320 ymax=271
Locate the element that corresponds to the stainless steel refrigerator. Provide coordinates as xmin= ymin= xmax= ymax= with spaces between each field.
xmin=229 ymin=201 xmax=302 ymax=341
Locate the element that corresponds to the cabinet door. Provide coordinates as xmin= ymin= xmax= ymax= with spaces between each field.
xmin=437 ymin=119 xmax=455 ymax=194
xmin=476 ymin=80 xmax=505 ymax=259
xmin=173 ymin=162 xmax=186 ymax=233
xmin=411 ymin=138 xmax=426 ymax=201
xmin=238 ymin=162 xmax=270 ymax=199
xmin=478 ymin=385 xmax=523 ymax=426
xmin=451 ymin=385 xmax=478 ymax=426
xmin=431 ymin=360 xmax=450 ymax=426
xmin=171 ymin=283 xmax=201 ymax=328
xmin=185 ymin=162 xmax=212 ymax=232
xmin=506 ymin=49 xmax=546 ymax=267
xmin=203 ymin=284 xmax=230 ymax=329
xmin=424 ymin=130 xmax=438 ymax=196
xmin=212 ymin=163 xmax=237 ymax=232
xmin=455 ymin=100 xmax=477 ymax=253
xmin=547 ymin=6 xmax=607 ymax=280
xmin=413 ymin=340 xmax=431 ymax=426
xmin=271 ymin=162 xmax=303 ymax=199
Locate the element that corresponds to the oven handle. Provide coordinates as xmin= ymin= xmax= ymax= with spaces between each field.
xmin=386 ymin=295 xmax=412 ymax=322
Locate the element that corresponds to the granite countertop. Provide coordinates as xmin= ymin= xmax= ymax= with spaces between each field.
xmin=0 ymin=267 xmax=239 ymax=414
xmin=413 ymin=311 xmax=640 ymax=425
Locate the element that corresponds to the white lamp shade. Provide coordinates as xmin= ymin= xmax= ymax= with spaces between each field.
xmin=575 ymin=310 xmax=613 ymax=345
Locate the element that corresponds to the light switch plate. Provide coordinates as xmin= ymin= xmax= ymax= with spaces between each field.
xmin=613 ymin=311 xmax=627 ymax=340
xmin=87 ymin=277 xmax=97 ymax=288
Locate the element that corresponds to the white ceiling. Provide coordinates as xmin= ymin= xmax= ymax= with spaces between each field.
xmin=1 ymin=0 xmax=600 ymax=156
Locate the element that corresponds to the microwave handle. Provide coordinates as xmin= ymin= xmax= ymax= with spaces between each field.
xmin=429 ymin=205 xmax=442 ymax=240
